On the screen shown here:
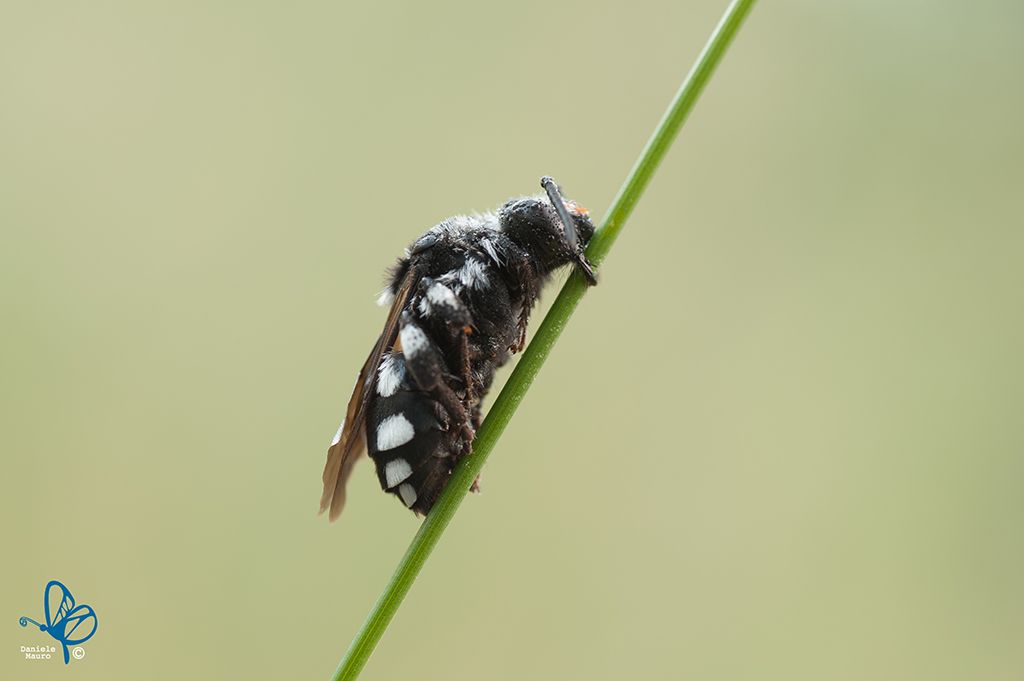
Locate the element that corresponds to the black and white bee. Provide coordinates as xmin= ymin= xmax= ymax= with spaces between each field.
xmin=320 ymin=177 xmax=596 ymax=519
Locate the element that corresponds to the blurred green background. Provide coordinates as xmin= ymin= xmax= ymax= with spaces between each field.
xmin=2 ymin=1 xmax=1022 ymax=679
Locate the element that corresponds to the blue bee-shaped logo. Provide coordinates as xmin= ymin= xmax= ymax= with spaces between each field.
xmin=19 ymin=580 xmax=98 ymax=664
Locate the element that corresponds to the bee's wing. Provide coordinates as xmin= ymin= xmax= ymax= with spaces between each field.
xmin=320 ymin=266 xmax=419 ymax=521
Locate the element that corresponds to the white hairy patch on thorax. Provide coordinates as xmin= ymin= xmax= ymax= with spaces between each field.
xmin=384 ymin=458 xmax=413 ymax=488
xmin=457 ymin=258 xmax=490 ymax=289
xmin=375 ymin=413 xmax=415 ymax=451
xmin=480 ymin=238 xmax=503 ymax=266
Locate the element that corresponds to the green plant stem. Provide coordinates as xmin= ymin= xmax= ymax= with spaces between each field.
xmin=330 ymin=1 xmax=757 ymax=678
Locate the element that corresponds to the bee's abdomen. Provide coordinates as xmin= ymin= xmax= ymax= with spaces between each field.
xmin=366 ymin=352 xmax=460 ymax=515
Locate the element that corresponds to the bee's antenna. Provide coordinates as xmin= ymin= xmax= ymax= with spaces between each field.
xmin=540 ymin=176 xmax=597 ymax=285
xmin=540 ymin=176 xmax=579 ymax=251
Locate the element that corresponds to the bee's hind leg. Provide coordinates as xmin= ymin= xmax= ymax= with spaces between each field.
xmin=399 ymin=312 xmax=476 ymax=453
xmin=417 ymin=277 xmax=478 ymax=402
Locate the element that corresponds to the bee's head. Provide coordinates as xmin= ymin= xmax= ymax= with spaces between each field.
xmin=498 ymin=179 xmax=597 ymax=283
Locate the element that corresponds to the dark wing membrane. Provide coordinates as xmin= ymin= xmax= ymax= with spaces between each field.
xmin=320 ymin=265 xmax=419 ymax=521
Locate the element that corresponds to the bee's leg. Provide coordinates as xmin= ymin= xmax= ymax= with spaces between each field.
xmin=468 ymin=403 xmax=483 ymax=493
xmin=513 ymin=316 xmax=528 ymax=354
xmin=417 ymin=278 xmax=477 ymax=401
xmin=481 ymin=237 xmax=540 ymax=354
xmin=507 ymin=256 xmax=540 ymax=353
xmin=399 ymin=313 xmax=475 ymax=451
xmin=458 ymin=330 xmax=475 ymax=402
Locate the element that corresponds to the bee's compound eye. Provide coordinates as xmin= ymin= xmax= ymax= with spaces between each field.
xmin=411 ymin=233 xmax=439 ymax=254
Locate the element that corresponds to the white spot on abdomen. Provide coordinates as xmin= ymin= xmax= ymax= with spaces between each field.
xmin=398 ymin=483 xmax=418 ymax=507
xmin=376 ymin=354 xmax=405 ymax=397
xmin=376 ymin=413 xmax=415 ymax=451
xmin=384 ymin=458 xmax=413 ymax=488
